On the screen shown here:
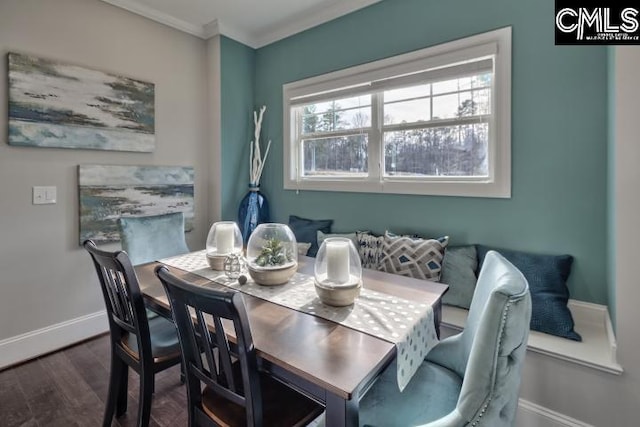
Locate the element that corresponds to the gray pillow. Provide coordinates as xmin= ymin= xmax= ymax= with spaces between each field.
xmin=440 ymin=245 xmax=478 ymax=309
xmin=317 ymin=230 xmax=358 ymax=250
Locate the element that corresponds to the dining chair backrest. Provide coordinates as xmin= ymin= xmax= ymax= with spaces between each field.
xmin=155 ymin=265 xmax=263 ymax=426
xmin=83 ymin=239 xmax=153 ymax=363
xmin=427 ymin=250 xmax=532 ymax=425
xmin=119 ymin=211 xmax=190 ymax=265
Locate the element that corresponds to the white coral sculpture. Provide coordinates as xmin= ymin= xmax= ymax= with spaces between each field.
xmin=250 ymin=105 xmax=272 ymax=186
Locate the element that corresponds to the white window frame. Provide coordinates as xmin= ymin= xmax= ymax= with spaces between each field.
xmin=283 ymin=27 xmax=511 ymax=198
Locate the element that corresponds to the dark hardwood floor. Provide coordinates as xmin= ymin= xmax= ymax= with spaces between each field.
xmin=0 ymin=335 xmax=187 ymax=427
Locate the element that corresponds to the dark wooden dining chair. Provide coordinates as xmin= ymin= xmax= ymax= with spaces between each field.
xmin=155 ymin=265 xmax=324 ymax=427
xmin=84 ymin=240 xmax=182 ymax=427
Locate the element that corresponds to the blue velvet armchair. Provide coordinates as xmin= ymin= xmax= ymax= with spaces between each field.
xmin=119 ymin=212 xmax=190 ymax=265
xmin=360 ymin=250 xmax=532 ymax=427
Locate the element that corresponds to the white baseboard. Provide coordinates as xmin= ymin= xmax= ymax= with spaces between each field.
xmin=517 ymin=399 xmax=593 ymax=427
xmin=0 ymin=310 xmax=108 ymax=370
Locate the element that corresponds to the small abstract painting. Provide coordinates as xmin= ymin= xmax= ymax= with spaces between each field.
xmin=8 ymin=52 xmax=155 ymax=152
xmin=79 ymin=165 xmax=194 ymax=244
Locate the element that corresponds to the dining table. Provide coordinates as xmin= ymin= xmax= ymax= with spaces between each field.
xmin=136 ymin=254 xmax=448 ymax=427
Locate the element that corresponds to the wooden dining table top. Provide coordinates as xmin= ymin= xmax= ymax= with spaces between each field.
xmin=136 ymin=255 xmax=448 ymax=401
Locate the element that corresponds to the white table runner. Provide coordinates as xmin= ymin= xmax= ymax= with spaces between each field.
xmin=160 ymin=250 xmax=439 ymax=391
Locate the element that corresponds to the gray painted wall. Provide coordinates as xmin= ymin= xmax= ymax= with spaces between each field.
xmin=0 ymin=0 xmax=210 ymax=341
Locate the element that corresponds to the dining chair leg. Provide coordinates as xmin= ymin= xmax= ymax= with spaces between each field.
xmin=116 ymin=364 xmax=129 ymax=417
xmin=138 ymin=371 xmax=154 ymax=427
xmin=104 ymin=354 xmax=126 ymax=427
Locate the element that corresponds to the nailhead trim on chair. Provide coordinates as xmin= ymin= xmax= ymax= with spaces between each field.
xmin=470 ymin=300 xmax=512 ymax=426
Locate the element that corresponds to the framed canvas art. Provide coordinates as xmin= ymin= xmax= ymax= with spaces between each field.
xmin=8 ymin=52 xmax=155 ymax=152
xmin=79 ymin=165 xmax=194 ymax=244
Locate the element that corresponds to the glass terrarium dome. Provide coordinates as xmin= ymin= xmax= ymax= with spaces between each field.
xmin=246 ymin=223 xmax=298 ymax=270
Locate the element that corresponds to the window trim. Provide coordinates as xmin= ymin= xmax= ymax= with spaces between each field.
xmin=283 ymin=27 xmax=511 ymax=198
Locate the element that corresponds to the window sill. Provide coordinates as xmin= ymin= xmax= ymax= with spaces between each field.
xmin=441 ymin=299 xmax=623 ymax=375
xmin=283 ymin=178 xmax=511 ymax=198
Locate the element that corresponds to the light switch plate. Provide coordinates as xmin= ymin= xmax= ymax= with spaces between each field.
xmin=33 ymin=186 xmax=57 ymax=204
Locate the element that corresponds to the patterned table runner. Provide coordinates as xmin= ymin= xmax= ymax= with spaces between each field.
xmin=160 ymin=250 xmax=439 ymax=391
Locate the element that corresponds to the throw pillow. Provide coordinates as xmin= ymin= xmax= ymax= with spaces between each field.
xmin=297 ymin=242 xmax=312 ymax=256
xmin=356 ymin=231 xmax=384 ymax=270
xmin=477 ymin=245 xmax=581 ymax=341
xmin=379 ymin=234 xmax=449 ymax=281
xmin=385 ymin=230 xmax=421 ymax=239
xmin=440 ymin=245 xmax=478 ymax=309
xmin=288 ymin=215 xmax=333 ymax=257
xmin=317 ymin=230 xmax=359 ymax=251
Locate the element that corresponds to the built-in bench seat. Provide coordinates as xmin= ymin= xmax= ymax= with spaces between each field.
xmin=440 ymin=299 xmax=623 ymax=375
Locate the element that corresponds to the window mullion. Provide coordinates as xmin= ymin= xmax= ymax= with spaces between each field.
xmin=296 ymin=109 xmax=303 ymax=181
xmin=368 ymin=92 xmax=382 ymax=183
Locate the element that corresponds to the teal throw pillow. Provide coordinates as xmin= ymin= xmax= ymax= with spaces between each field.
xmin=477 ymin=245 xmax=581 ymax=341
xmin=288 ymin=215 xmax=333 ymax=257
xmin=440 ymin=245 xmax=478 ymax=309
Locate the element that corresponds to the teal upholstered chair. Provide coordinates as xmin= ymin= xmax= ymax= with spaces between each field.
xmin=119 ymin=212 xmax=190 ymax=265
xmin=360 ymin=250 xmax=532 ymax=427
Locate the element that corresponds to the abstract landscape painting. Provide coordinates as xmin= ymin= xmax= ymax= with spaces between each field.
xmin=8 ymin=52 xmax=155 ymax=152
xmin=79 ymin=165 xmax=194 ymax=244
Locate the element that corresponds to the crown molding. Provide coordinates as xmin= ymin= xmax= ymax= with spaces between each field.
xmin=100 ymin=0 xmax=207 ymax=38
xmin=100 ymin=0 xmax=383 ymax=48
xmin=203 ymin=19 xmax=257 ymax=48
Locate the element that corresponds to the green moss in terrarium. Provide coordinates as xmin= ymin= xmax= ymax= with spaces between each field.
xmin=254 ymin=238 xmax=293 ymax=267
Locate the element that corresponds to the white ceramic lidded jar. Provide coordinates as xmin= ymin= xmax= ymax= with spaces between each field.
xmin=246 ymin=223 xmax=298 ymax=285
xmin=314 ymin=237 xmax=362 ymax=306
xmin=206 ymin=221 xmax=243 ymax=270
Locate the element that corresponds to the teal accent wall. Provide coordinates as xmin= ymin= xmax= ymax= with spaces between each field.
xmin=223 ymin=0 xmax=609 ymax=304
xmin=220 ymin=36 xmax=256 ymax=221
xmin=607 ymin=47 xmax=616 ymax=326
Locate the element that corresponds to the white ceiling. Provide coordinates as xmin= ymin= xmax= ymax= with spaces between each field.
xmin=100 ymin=0 xmax=382 ymax=48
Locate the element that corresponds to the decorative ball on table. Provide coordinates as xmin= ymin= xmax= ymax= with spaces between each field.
xmin=246 ymin=223 xmax=298 ymax=286
xmin=314 ymin=237 xmax=363 ymax=306
xmin=238 ymin=105 xmax=272 ymax=243
xmin=206 ymin=221 xmax=243 ymax=270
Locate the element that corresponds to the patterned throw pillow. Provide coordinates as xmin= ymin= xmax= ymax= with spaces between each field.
xmin=356 ymin=231 xmax=384 ymax=270
xmin=379 ymin=234 xmax=449 ymax=281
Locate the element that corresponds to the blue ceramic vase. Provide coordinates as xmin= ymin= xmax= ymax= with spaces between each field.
xmin=238 ymin=184 xmax=270 ymax=244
